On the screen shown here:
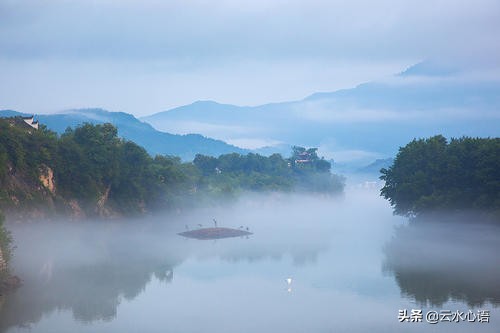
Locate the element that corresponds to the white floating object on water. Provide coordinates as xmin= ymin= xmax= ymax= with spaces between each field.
xmin=286 ymin=277 xmax=293 ymax=292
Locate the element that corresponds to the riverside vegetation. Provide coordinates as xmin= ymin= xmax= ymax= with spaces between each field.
xmin=380 ymin=135 xmax=500 ymax=222
xmin=0 ymin=117 xmax=344 ymax=287
xmin=0 ymin=117 xmax=344 ymax=219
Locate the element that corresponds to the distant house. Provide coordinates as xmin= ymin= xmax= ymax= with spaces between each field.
xmin=22 ymin=115 xmax=39 ymax=130
xmin=295 ymin=151 xmax=313 ymax=163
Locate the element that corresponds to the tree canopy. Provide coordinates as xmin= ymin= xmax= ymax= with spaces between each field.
xmin=0 ymin=119 xmax=344 ymax=217
xmin=193 ymin=147 xmax=343 ymax=194
xmin=380 ymin=135 xmax=500 ymax=221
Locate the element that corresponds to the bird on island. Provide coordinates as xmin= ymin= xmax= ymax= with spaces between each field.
xmin=197 ymin=224 xmax=203 ymax=228
xmin=213 ymin=218 xmax=217 ymax=227
xmin=246 ymin=227 xmax=249 ymax=231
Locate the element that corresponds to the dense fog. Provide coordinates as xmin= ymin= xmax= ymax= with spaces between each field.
xmin=1 ymin=187 xmax=499 ymax=333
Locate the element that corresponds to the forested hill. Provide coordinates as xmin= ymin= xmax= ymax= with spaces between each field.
xmin=380 ymin=135 xmax=500 ymax=222
xmin=0 ymin=117 xmax=344 ymax=220
xmin=0 ymin=109 xmax=247 ymax=160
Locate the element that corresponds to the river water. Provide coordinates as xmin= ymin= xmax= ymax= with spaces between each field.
xmin=1 ymin=188 xmax=499 ymax=332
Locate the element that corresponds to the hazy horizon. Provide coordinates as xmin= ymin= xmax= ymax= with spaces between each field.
xmin=1 ymin=0 xmax=500 ymax=116
xmin=1 ymin=61 xmax=413 ymax=117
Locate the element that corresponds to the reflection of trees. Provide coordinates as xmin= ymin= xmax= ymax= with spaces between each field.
xmin=0 ymin=224 xmax=179 ymax=332
xmin=383 ymin=222 xmax=500 ymax=307
xmin=0 ymin=214 xmax=330 ymax=332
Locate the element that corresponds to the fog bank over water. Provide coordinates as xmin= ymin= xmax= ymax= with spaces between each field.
xmin=1 ymin=188 xmax=499 ymax=333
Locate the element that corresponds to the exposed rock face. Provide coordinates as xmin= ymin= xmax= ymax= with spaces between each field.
xmin=96 ymin=185 xmax=116 ymax=218
xmin=1 ymin=163 xmax=122 ymax=220
xmin=0 ymin=119 xmax=128 ymax=221
xmin=1 ymin=162 xmax=55 ymax=220
xmin=1 ymin=162 xmax=122 ymax=220
xmin=39 ymin=165 xmax=55 ymax=194
xmin=96 ymin=186 xmax=110 ymax=212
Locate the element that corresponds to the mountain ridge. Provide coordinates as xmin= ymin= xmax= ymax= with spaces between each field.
xmin=0 ymin=109 xmax=247 ymax=160
xmin=141 ymin=63 xmax=500 ymax=166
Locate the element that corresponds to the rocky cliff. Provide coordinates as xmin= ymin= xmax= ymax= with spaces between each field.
xmin=0 ymin=162 xmax=119 ymax=221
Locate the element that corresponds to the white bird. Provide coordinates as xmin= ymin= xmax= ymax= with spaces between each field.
xmin=286 ymin=277 xmax=293 ymax=293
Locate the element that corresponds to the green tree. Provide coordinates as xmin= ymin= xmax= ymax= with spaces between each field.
xmin=193 ymin=154 xmax=218 ymax=175
xmin=380 ymin=135 xmax=500 ymax=220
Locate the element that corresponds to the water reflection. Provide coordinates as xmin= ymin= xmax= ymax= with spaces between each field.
xmin=0 ymin=194 xmax=336 ymax=332
xmin=5 ymin=192 xmax=498 ymax=333
xmin=0 ymin=222 xmax=180 ymax=331
xmin=383 ymin=221 xmax=500 ymax=307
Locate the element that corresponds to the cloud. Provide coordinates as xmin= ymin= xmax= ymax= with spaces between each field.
xmin=1 ymin=0 xmax=499 ymax=114
xmin=153 ymin=121 xmax=283 ymax=149
xmin=148 ymin=120 xmax=260 ymax=139
xmin=1 ymin=0 xmax=499 ymax=64
xmin=295 ymin=102 xmax=408 ymax=122
xmin=225 ymin=138 xmax=283 ymax=150
xmin=296 ymin=102 xmax=500 ymax=123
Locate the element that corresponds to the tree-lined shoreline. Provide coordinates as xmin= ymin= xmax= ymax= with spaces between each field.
xmin=0 ymin=117 xmax=344 ymax=220
xmin=380 ymin=135 xmax=500 ymax=222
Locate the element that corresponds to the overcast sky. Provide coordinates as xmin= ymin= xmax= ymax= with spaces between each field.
xmin=1 ymin=0 xmax=499 ymax=116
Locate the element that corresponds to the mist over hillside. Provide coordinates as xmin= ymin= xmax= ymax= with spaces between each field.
xmin=2 ymin=61 xmax=499 ymax=171
xmin=142 ymin=62 xmax=500 ymax=166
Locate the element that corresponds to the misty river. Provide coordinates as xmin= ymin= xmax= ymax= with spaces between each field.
xmin=0 ymin=187 xmax=499 ymax=333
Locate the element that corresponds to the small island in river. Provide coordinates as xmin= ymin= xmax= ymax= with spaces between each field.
xmin=178 ymin=227 xmax=252 ymax=240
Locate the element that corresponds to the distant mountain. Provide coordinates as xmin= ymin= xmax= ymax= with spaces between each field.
xmin=252 ymin=143 xmax=292 ymax=157
xmin=356 ymin=158 xmax=394 ymax=174
xmin=0 ymin=109 xmax=247 ymax=160
xmin=142 ymin=62 xmax=500 ymax=166
xmin=397 ymin=61 xmax=458 ymax=77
